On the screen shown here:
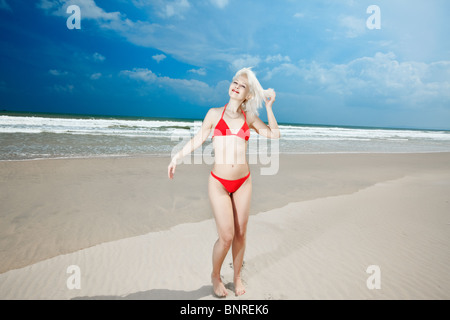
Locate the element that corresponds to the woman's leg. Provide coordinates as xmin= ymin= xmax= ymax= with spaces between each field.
xmin=208 ymin=174 xmax=234 ymax=297
xmin=230 ymin=175 xmax=252 ymax=296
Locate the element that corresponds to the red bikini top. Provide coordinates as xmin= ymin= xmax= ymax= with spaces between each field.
xmin=212 ymin=104 xmax=250 ymax=141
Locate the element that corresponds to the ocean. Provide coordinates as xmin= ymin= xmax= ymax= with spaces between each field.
xmin=1 ymin=112 xmax=450 ymax=161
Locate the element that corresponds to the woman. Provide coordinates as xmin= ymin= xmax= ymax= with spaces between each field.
xmin=167 ymin=68 xmax=280 ymax=297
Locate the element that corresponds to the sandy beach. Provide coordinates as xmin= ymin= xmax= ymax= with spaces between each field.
xmin=0 ymin=153 xmax=449 ymax=300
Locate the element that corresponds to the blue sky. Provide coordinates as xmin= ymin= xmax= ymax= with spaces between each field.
xmin=0 ymin=0 xmax=449 ymax=129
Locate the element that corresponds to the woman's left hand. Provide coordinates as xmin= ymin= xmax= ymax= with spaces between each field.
xmin=168 ymin=159 xmax=177 ymax=179
xmin=264 ymin=89 xmax=276 ymax=108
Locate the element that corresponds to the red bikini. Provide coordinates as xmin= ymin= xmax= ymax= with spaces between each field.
xmin=212 ymin=104 xmax=250 ymax=141
xmin=211 ymin=104 xmax=251 ymax=194
xmin=211 ymin=171 xmax=251 ymax=194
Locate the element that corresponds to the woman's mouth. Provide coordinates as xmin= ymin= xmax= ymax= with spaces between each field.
xmin=232 ymin=89 xmax=240 ymax=94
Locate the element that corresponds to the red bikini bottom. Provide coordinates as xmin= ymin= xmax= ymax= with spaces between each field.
xmin=210 ymin=171 xmax=251 ymax=194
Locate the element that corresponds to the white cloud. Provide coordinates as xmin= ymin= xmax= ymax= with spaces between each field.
xmin=210 ymin=0 xmax=229 ymax=9
xmin=263 ymin=52 xmax=450 ymax=128
xmin=38 ymin=0 xmax=121 ymax=20
xmin=35 ymin=0 xmax=284 ymax=70
xmin=71 ymin=51 xmax=106 ymax=64
xmin=120 ymin=67 xmax=228 ymax=104
xmin=36 ymin=0 xmax=55 ymax=11
xmin=36 ymin=0 xmax=450 ymax=90
xmin=162 ymin=0 xmax=190 ymax=18
xmin=131 ymin=0 xmax=191 ymax=18
xmin=152 ymin=54 xmax=167 ymax=63
xmin=92 ymin=52 xmax=105 ymax=62
xmin=265 ymin=52 xmax=450 ymax=108
xmin=120 ymin=68 xmax=157 ymax=83
xmin=37 ymin=0 xmax=131 ymax=34
xmin=229 ymin=54 xmax=261 ymax=72
xmin=262 ymin=62 xmax=303 ymax=81
xmin=90 ymin=73 xmax=102 ymax=80
xmin=265 ymin=54 xmax=291 ymax=64
xmin=188 ymin=68 xmax=207 ymax=76
xmin=37 ymin=0 xmax=195 ymax=63
xmin=48 ymin=69 xmax=68 ymax=76
xmin=34 ymin=1 xmax=284 ymax=70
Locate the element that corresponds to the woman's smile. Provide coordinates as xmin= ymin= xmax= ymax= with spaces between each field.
xmin=229 ymin=76 xmax=250 ymax=101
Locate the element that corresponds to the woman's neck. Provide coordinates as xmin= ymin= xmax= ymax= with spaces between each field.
xmin=227 ymin=99 xmax=242 ymax=114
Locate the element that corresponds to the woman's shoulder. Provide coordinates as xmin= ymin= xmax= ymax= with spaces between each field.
xmin=202 ymin=106 xmax=223 ymax=125
xmin=212 ymin=105 xmax=225 ymax=112
xmin=205 ymin=106 xmax=224 ymax=117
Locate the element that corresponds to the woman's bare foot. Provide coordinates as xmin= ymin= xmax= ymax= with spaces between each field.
xmin=211 ymin=274 xmax=228 ymax=297
xmin=234 ymin=277 xmax=246 ymax=296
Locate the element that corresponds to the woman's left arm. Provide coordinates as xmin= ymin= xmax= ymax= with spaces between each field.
xmin=249 ymin=89 xmax=281 ymax=139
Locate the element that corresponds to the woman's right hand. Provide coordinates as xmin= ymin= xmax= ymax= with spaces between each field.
xmin=264 ymin=88 xmax=276 ymax=108
xmin=168 ymin=159 xmax=176 ymax=179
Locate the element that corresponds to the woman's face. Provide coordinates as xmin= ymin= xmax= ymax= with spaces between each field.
xmin=229 ymin=75 xmax=251 ymax=102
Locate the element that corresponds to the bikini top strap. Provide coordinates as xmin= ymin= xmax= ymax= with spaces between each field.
xmin=241 ymin=108 xmax=247 ymax=121
xmin=221 ymin=104 xmax=227 ymax=118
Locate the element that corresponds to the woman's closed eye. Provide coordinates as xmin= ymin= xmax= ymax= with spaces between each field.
xmin=234 ymin=81 xmax=246 ymax=89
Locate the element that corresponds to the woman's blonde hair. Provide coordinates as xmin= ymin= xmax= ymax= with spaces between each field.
xmin=233 ymin=67 xmax=271 ymax=116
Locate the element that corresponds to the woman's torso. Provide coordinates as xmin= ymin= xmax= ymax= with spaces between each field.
xmin=211 ymin=105 xmax=250 ymax=179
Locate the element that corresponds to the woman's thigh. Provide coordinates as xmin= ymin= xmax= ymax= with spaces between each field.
xmin=230 ymin=175 xmax=252 ymax=236
xmin=208 ymin=174 xmax=234 ymax=239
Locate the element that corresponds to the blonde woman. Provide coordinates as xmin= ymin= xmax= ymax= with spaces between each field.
xmin=168 ymin=68 xmax=280 ymax=297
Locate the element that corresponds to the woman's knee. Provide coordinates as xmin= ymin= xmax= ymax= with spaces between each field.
xmin=233 ymin=229 xmax=247 ymax=243
xmin=219 ymin=232 xmax=234 ymax=249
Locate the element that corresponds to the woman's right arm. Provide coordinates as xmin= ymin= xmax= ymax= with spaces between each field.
xmin=168 ymin=108 xmax=216 ymax=179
